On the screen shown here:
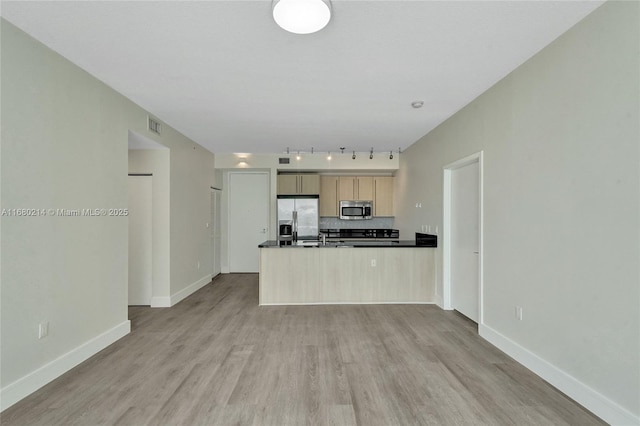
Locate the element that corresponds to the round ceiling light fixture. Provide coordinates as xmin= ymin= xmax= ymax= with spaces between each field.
xmin=273 ymin=0 xmax=332 ymax=35
xmin=411 ymin=101 xmax=424 ymax=109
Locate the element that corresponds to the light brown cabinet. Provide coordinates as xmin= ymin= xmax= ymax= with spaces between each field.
xmin=320 ymin=175 xmax=394 ymax=217
xmin=374 ymin=176 xmax=394 ymax=216
xmin=338 ymin=176 xmax=373 ymax=201
xmin=277 ymin=174 xmax=320 ymax=195
xmin=320 ymin=176 xmax=339 ymax=216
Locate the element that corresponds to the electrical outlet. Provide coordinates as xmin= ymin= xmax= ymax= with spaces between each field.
xmin=38 ymin=321 xmax=49 ymax=339
xmin=515 ymin=306 xmax=523 ymax=321
xmin=371 ymin=259 xmax=376 ymax=267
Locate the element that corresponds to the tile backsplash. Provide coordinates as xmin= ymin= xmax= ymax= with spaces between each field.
xmin=320 ymin=217 xmax=395 ymax=230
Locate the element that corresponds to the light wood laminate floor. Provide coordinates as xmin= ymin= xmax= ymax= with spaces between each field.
xmin=2 ymin=274 xmax=604 ymax=425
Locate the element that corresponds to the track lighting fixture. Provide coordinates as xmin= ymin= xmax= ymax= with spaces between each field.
xmin=369 ymin=148 xmax=374 ymax=160
xmin=296 ymin=151 xmax=301 ymax=161
xmin=389 ymin=151 xmax=393 ymax=160
xmin=340 ymin=147 xmax=345 ymax=154
xmin=327 ymin=152 xmax=332 ymax=160
xmin=352 ymin=151 xmax=356 ymax=160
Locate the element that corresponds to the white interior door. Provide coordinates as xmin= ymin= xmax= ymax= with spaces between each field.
xmin=228 ymin=173 xmax=269 ymax=272
xmin=451 ymin=161 xmax=480 ymax=321
xmin=211 ymin=189 xmax=222 ymax=277
xmin=128 ymin=175 xmax=152 ymax=305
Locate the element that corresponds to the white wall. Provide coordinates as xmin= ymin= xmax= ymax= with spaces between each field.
xmin=395 ymin=2 xmax=639 ymax=423
xmin=0 ymin=19 xmax=216 ymax=409
xmin=168 ymin=136 xmax=216 ymax=299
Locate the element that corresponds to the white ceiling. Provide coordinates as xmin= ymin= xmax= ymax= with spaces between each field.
xmin=1 ymin=0 xmax=604 ymax=155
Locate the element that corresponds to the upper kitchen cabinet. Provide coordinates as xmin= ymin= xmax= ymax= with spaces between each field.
xmin=320 ymin=176 xmax=339 ymax=216
xmin=277 ymin=174 xmax=320 ymax=195
xmin=374 ymin=176 xmax=394 ymax=216
xmin=338 ymin=176 xmax=374 ymax=201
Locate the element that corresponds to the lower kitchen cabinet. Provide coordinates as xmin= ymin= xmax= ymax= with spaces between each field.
xmin=259 ymin=247 xmax=435 ymax=304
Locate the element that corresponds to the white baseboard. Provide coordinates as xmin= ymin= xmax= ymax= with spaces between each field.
xmin=0 ymin=320 xmax=131 ymax=412
xmin=479 ymin=324 xmax=639 ymax=426
xmin=150 ymin=296 xmax=171 ymax=308
xmin=170 ymin=274 xmax=212 ymax=306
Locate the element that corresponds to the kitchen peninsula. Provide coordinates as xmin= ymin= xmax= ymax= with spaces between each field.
xmin=258 ymin=234 xmax=437 ymax=305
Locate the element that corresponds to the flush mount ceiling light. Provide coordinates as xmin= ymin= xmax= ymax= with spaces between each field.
xmin=411 ymin=101 xmax=424 ymax=109
xmin=273 ymin=0 xmax=332 ymax=35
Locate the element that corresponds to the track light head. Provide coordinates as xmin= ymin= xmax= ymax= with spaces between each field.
xmin=389 ymin=151 xmax=393 ymax=160
xmin=352 ymin=151 xmax=356 ymax=160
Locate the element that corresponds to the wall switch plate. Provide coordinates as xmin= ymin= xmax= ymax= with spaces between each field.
xmin=515 ymin=306 xmax=523 ymax=321
xmin=371 ymin=259 xmax=376 ymax=267
xmin=38 ymin=321 xmax=49 ymax=339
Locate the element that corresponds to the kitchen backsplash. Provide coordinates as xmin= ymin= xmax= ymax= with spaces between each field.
xmin=320 ymin=217 xmax=395 ymax=229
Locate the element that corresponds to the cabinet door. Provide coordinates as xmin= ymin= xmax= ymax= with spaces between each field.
xmin=374 ymin=176 xmax=394 ymax=216
xmin=338 ymin=176 xmax=356 ymax=201
xmin=277 ymin=175 xmax=298 ymax=195
xmin=320 ymin=176 xmax=339 ymax=216
xmin=356 ymin=176 xmax=374 ymax=201
xmin=300 ymin=175 xmax=320 ymax=195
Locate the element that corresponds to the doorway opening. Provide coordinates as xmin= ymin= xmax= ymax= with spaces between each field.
xmin=443 ymin=151 xmax=484 ymax=325
xmin=127 ymin=131 xmax=170 ymax=308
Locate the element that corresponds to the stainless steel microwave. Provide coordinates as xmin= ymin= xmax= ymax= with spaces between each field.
xmin=339 ymin=200 xmax=373 ymax=220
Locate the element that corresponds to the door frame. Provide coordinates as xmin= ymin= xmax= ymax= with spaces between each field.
xmin=211 ymin=187 xmax=222 ymax=278
xmin=442 ymin=151 xmax=484 ymax=325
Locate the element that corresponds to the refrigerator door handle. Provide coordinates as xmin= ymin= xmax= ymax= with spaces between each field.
xmin=293 ymin=210 xmax=298 ymax=241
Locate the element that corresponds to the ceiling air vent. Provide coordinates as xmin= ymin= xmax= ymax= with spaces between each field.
xmin=279 ymin=158 xmax=290 ymax=164
xmin=148 ymin=116 xmax=162 ymax=135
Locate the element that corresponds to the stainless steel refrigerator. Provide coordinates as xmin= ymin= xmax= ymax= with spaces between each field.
xmin=277 ymin=196 xmax=319 ymax=241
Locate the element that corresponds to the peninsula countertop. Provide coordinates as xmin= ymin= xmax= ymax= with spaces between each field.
xmin=258 ymin=240 xmax=436 ymax=248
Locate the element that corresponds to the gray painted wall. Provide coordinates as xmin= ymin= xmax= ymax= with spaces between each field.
xmin=395 ymin=1 xmax=638 ymax=420
xmin=1 ymin=19 xmax=216 ymax=408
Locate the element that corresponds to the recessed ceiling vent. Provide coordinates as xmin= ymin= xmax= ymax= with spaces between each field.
xmin=148 ymin=116 xmax=162 ymax=135
xmin=279 ymin=158 xmax=290 ymax=164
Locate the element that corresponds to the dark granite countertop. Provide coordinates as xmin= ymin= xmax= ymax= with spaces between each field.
xmin=259 ymin=240 xmax=436 ymax=248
